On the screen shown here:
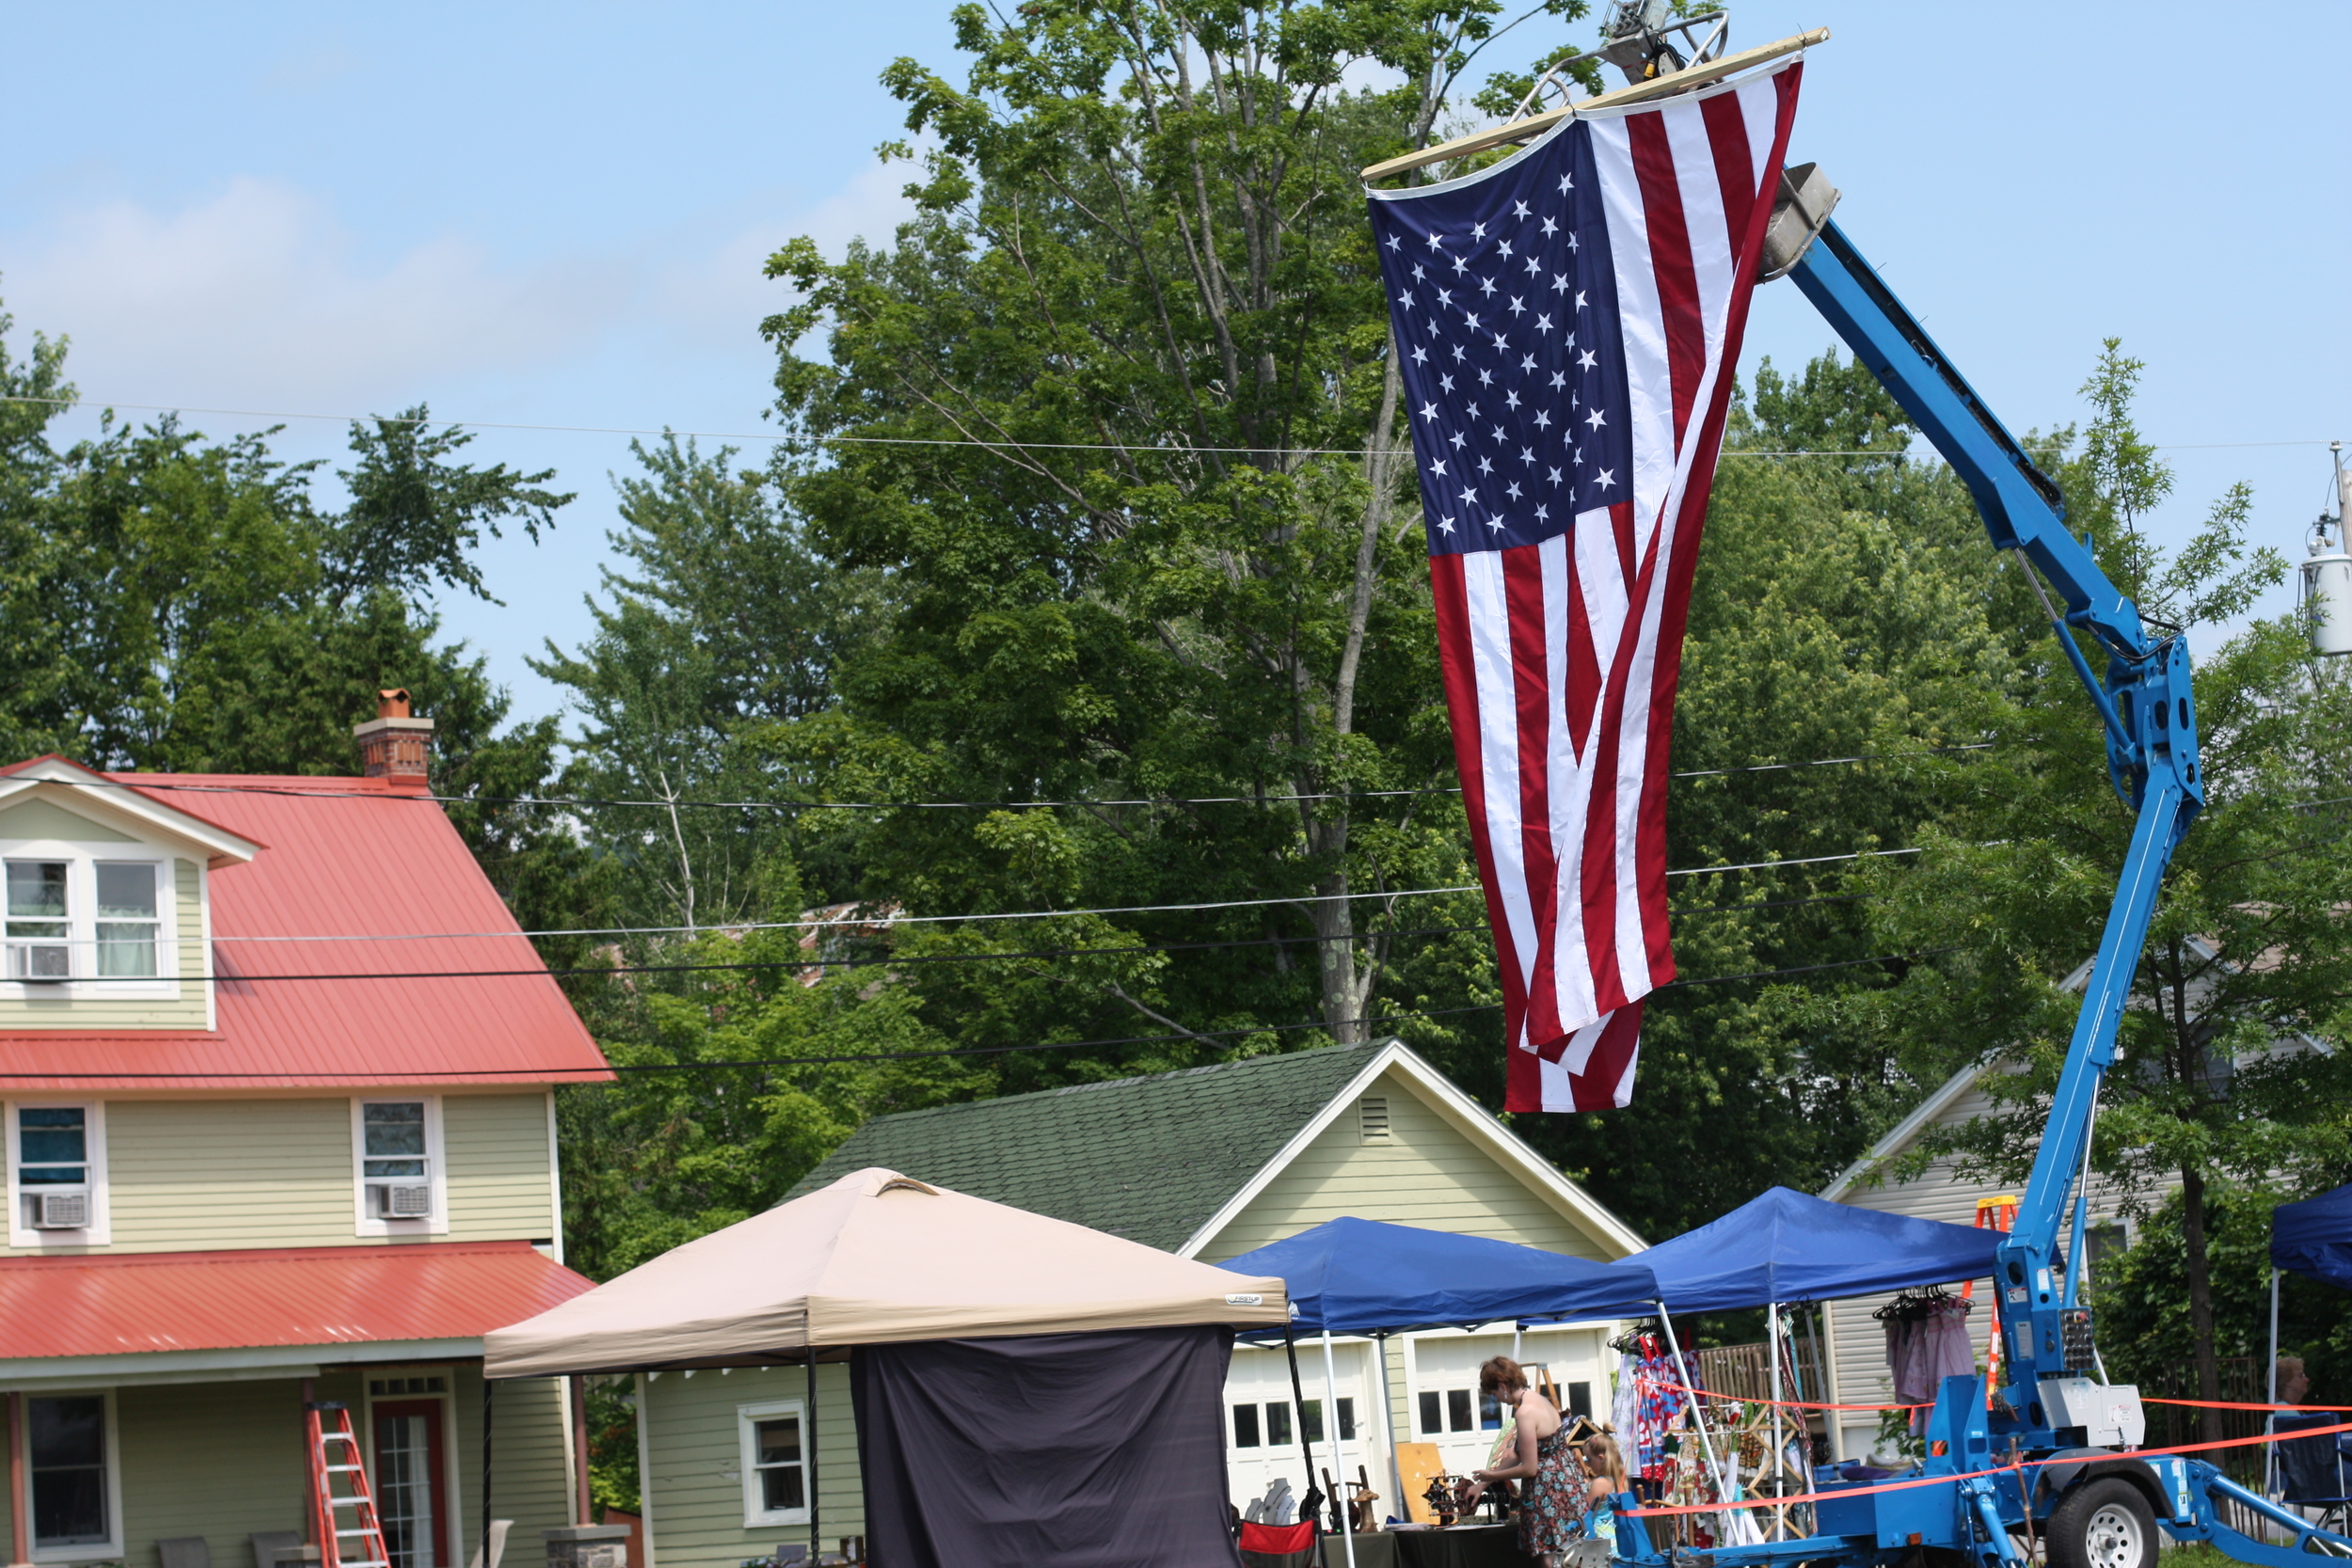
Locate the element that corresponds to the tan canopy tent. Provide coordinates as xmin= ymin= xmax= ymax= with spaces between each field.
xmin=485 ymin=1166 xmax=1290 ymax=1377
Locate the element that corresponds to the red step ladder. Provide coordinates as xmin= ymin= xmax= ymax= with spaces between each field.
xmin=307 ymin=1402 xmax=392 ymax=1568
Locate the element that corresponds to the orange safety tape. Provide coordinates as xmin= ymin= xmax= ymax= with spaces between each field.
xmin=2143 ymin=1398 xmax=2352 ymax=1412
xmin=1645 ymin=1378 xmax=1928 ymax=1413
xmin=1620 ymin=1417 xmax=2352 ymax=1517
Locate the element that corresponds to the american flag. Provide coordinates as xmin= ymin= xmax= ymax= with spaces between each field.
xmin=1368 ymin=62 xmax=1803 ymax=1111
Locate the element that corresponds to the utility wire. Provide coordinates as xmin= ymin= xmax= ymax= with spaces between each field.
xmin=0 ymin=948 xmax=1949 ymax=1079
xmin=155 ymin=846 xmax=1912 ymax=945
xmin=29 ymin=743 xmax=1995 ymax=816
xmin=54 ymin=894 xmax=1873 ymax=984
xmin=2 ymin=394 xmax=2322 ymax=459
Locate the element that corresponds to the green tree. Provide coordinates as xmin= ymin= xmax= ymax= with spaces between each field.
xmin=757 ymin=0 xmax=1601 ymax=1052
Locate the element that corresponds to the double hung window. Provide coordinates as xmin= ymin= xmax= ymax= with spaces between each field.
xmin=2 ymin=860 xmax=165 ymax=983
xmin=27 ymin=1392 xmax=115 ymax=1554
xmin=737 ymin=1402 xmax=810 ymax=1526
xmin=8 ymin=1101 xmax=105 ymax=1243
xmin=6 ymin=862 xmax=69 ymax=979
xmin=94 ymin=863 xmax=158 ymax=977
xmin=353 ymin=1099 xmax=445 ymax=1232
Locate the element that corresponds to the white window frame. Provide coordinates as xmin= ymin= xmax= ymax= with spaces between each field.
xmin=19 ymin=1385 xmax=124 ymax=1563
xmin=6 ymin=1099 xmax=111 ymax=1247
xmin=736 ymin=1399 xmax=812 ymax=1528
xmin=0 ymin=847 xmax=179 ymax=1001
xmin=352 ymin=1097 xmax=450 ymax=1237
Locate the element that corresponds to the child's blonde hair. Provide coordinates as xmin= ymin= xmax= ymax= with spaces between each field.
xmin=1583 ymin=1432 xmax=1628 ymax=1491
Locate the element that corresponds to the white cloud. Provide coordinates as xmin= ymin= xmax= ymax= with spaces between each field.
xmin=643 ymin=157 xmax=918 ymax=355
xmin=0 ymin=176 xmax=631 ymax=414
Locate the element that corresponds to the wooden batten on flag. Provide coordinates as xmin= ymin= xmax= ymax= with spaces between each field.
xmin=1364 ymin=41 xmax=1811 ymax=1112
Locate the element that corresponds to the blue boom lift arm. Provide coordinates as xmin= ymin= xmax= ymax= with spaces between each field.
xmin=1589 ymin=195 xmax=2352 ymax=1568
xmin=1786 ymin=215 xmax=2204 ymax=1433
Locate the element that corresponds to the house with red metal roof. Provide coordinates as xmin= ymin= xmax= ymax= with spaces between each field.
xmin=0 ymin=695 xmax=612 ymax=1568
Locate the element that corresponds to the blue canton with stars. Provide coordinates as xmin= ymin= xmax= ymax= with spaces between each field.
xmin=1368 ymin=121 xmax=1633 ymax=557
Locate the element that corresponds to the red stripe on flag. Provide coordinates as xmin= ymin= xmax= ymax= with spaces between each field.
xmin=1628 ymin=113 xmax=1703 ymax=448
xmin=1565 ymin=546 xmax=1600 ymax=761
xmin=1504 ymin=544 xmax=1564 ymax=1048
xmin=1432 ymin=552 xmax=1531 ymax=1051
xmin=1572 ymin=1003 xmax=1644 ymax=1109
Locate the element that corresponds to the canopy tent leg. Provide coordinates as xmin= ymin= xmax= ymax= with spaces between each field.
xmin=2268 ymin=1268 xmax=2282 ymax=1501
xmin=1655 ymin=1305 xmax=1735 ymax=1527
xmin=1284 ymin=1327 xmax=1320 ymax=1530
xmin=1769 ymin=1302 xmax=1784 ymax=1541
xmin=807 ymin=1354 xmax=821 ymax=1557
xmin=480 ymin=1375 xmax=495 ymax=1568
xmin=1377 ymin=1333 xmax=1406 ymax=1529
xmin=1321 ymin=1330 xmax=1359 ymax=1567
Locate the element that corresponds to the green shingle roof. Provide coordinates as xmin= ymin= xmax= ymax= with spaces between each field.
xmin=787 ymin=1044 xmax=1382 ymax=1252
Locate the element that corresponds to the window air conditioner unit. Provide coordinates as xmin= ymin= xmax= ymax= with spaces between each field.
xmin=30 ymin=1192 xmax=89 ymax=1229
xmin=373 ymin=1183 xmax=434 ymax=1219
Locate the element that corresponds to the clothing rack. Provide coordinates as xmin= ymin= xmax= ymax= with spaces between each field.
xmin=1871 ymin=1285 xmax=1972 ymax=1324
xmin=1611 ymin=1319 xmax=1666 ymax=1354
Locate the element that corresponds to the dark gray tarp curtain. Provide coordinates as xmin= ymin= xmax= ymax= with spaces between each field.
xmin=851 ymin=1325 xmax=1245 ymax=1568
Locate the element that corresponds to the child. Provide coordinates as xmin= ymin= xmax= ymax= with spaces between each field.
xmin=1582 ymin=1430 xmax=1629 ymax=1558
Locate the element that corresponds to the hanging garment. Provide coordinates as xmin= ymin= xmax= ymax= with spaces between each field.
xmin=1609 ymin=1354 xmax=1646 ymax=1438
xmin=1921 ymin=1300 xmax=1976 ymax=1390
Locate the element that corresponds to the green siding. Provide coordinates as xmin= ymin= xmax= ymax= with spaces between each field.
xmin=644 ymin=1366 xmax=859 ymax=1568
xmin=104 ymin=1099 xmax=353 ymax=1252
xmin=444 ymin=1096 xmax=556 ymax=1243
xmin=8 ymin=1095 xmax=553 ymax=1256
xmin=0 ymin=857 xmax=210 ymax=1033
xmin=459 ymin=1367 xmax=575 ymax=1556
xmin=0 ymin=800 xmax=140 ymax=843
xmin=1198 ymin=1067 xmax=1614 ymax=1262
xmin=116 ymin=1377 xmax=310 ymax=1568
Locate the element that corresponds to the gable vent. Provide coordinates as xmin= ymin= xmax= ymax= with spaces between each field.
xmin=1358 ymin=1096 xmax=1391 ymax=1143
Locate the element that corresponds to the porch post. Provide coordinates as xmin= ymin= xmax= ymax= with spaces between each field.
xmin=569 ymin=1376 xmax=592 ymax=1526
xmin=1319 ymin=1331 xmax=1356 ymax=1568
xmin=8 ymin=1390 xmax=27 ymax=1568
xmin=805 ymin=1354 xmax=820 ymax=1558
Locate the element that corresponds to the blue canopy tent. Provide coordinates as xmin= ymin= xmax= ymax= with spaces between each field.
xmin=1218 ymin=1218 xmax=1662 ymax=1557
xmin=1614 ymin=1184 xmax=2000 ymax=1311
xmin=1601 ymin=1186 xmax=2002 ymax=1518
xmin=2265 ymin=1184 xmax=2352 ymax=1498
xmin=1220 ymin=1214 xmax=1663 ymax=1335
xmin=2274 ymin=1184 xmax=2352 ymax=1293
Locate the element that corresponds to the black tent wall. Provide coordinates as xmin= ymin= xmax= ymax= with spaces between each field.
xmin=850 ymin=1324 xmax=1246 ymax=1568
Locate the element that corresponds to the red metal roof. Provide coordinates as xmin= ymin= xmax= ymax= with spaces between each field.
xmin=0 ymin=767 xmax=612 ymax=1087
xmin=0 ymin=1240 xmax=596 ymax=1360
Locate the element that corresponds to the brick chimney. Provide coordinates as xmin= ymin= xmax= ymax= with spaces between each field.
xmin=353 ymin=689 xmax=434 ymax=785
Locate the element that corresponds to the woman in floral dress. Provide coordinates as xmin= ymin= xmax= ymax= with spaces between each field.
xmin=1466 ymin=1356 xmax=1586 ymax=1565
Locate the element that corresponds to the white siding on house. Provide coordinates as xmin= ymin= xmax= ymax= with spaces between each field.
xmin=643 ymin=1364 xmax=859 ymax=1568
xmin=1822 ymin=1079 xmax=2137 ymax=1462
xmin=1198 ymin=1066 xmax=1619 ymax=1263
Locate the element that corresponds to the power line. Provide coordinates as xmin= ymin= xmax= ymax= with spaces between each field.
xmin=31 ymin=742 xmax=1994 ymax=816
xmin=2 ymin=394 xmax=2325 ymax=459
xmin=0 ymin=947 xmax=1947 ymax=1079
xmin=159 ymin=846 xmax=1908 ymax=946
xmin=57 ymin=894 xmax=1872 ymax=983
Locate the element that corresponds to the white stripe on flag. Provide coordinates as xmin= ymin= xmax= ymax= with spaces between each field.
xmin=1462 ymin=549 xmax=1539 ymax=997
xmin=1587 ymin=118 xmax=1674 ymax=562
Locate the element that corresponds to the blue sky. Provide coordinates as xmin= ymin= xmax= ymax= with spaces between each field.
xmin=6 ymin=2 xmax=2345 ymax=733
